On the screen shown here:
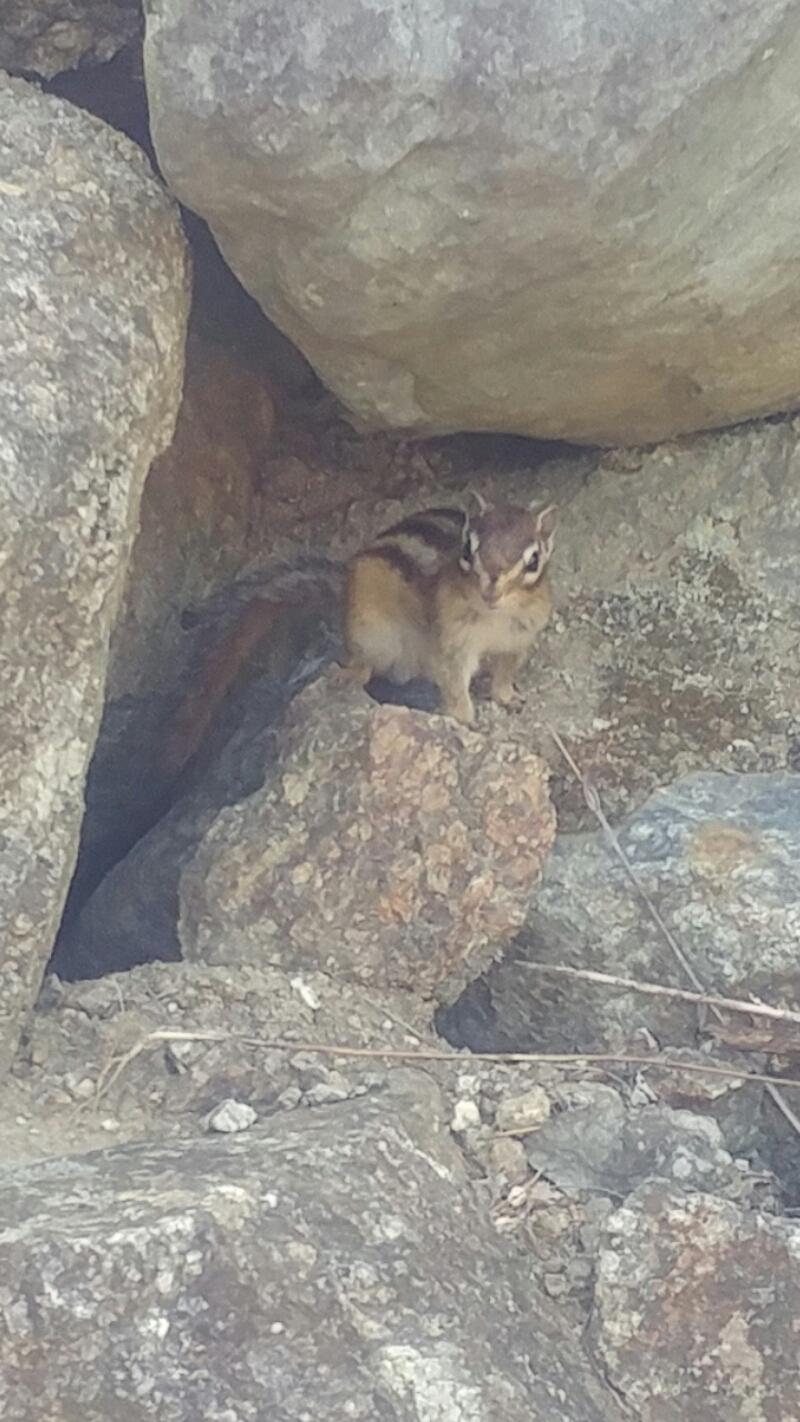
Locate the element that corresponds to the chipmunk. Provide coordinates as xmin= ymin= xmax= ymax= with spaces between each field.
xmin=162 ymin=495 xmax=557 ymax=773
xmin=343 ymin=495 xmax=557 ymax=725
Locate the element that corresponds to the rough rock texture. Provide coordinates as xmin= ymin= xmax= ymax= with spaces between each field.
xmin=180 ymin=673 xmax=555 ymax=1000
xmin=0 ymin=75 xmax=188 ymax=1073
xmin=592 ymin=1184 xmax=800 ymax=1421
xmin=0 ymin=0 xmax=140 ymax=78
xmin=523 ymin=1088 xmax=759 ymax=1202
xmin=467 ymin=772 xmax=800 ymax=1056
xmin=64 ymin=671 xmax=554 ymax=990
xmin=110 ymin=329 xmax=278 ymax=699
xmin=6 ymin=958 xmax=436 ymax=1163
xmin=447 ymin=416 xmax=800 ymax=833
xmin=0 ymin=1076 xmax=625 ymax=1422
xmin=145 ymin=0 xmax=800 ymax=445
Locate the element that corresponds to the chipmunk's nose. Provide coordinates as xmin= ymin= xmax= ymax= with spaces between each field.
xmin=482 ymin=579 xmax=501 ymax=607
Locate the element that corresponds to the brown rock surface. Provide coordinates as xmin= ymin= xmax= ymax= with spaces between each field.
xmin=180 ymin=673 xmax=555 ymax=1001
xmin=592 ymin=1183 xmax=800 ymax=1421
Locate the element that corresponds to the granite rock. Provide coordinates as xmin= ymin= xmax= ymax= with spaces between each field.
xmin=145 ymin=0 xmax=800 ymax=444
xmin=0 ymin=1076 xmax=625 ymax=1422
xmin=0 ymin=75 xmax=188 ymax=1071
xmin=592 ymin=1183 xmax=800 ymax=1421
xmin=178 ymin=672 xmax=555 ymax=1002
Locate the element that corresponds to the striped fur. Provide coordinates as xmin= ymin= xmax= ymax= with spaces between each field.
xmin=343 ymin=499 xmax=557 ymax=724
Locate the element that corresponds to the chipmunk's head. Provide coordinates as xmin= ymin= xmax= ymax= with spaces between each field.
xmin=458 ymin=494 xmax=557 ymax=609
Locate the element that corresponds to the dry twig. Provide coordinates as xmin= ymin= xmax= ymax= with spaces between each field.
xmin=521 ymin=961 xmax=800 ymax=1028
xmin=85 ymin=1026 xmax=800 ymax=1109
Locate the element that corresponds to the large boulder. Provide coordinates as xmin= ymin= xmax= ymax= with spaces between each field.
xmin=0 ymin=1076 xmax=625 ymax=1422
xmin=145 ymin=0 xmax=800 ymax=445
xmin=0 ymin=75 xmax=189 ymax=1073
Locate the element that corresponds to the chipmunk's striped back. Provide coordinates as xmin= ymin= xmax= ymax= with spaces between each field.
xmin=343 ymin=506 xmax=466 ymax=688
xmin=363 ymin=506 xmax=467 ymax=582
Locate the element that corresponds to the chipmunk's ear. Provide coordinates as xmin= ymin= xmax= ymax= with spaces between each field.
xmin=533 ymin=503 xmax=558 ymax=552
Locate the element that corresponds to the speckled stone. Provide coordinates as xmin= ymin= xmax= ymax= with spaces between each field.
xmin=179 ymin=671 xmax=555 ymax=1002
xmin=0 ymin=75 xmax=188 ymax=1073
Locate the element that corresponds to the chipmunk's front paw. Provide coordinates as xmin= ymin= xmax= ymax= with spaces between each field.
xmin=491 ymin=682 xmax=524 ymax=711
xmin=334 ymin=660 xmax=372 ymax=689
xmin=442 ymin=695 xmax=476 ymax=727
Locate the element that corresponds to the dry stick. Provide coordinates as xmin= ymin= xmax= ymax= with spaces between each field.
xmin=87 ymin=1027 xmax=800 ymax=1112
xmin=549 ymin=729 xmax=707 ymax=994
xmin=547 ymin=726 xmax=800 ymax=1138
xmin=521 ymin=962 xmax=800 ymax=1029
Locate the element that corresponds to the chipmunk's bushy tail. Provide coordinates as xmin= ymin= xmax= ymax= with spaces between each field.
xmin=161 ymin=555 xmax=343 ymax=777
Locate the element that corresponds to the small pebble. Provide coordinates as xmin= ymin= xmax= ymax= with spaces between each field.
xmin=276 ymin=1085 xmax=303 ymax=1111
xmin=165 ymin=1040 xmax=194 ymax=1073
xmin=451 ymin=1098 xmax=482 ymax=1133
xmin=495 ymin=1086 xmax=551 ymax=1134
xmin=305 ymin=1077 xmax=351 ymax=1106
xmin=206 ymin=1099 xmax=257 ymax=1134
xmin=489 ymin=1136 xmax=529 ymax=1186
xmin=290 ymin=975 xmax=321 ymax=1011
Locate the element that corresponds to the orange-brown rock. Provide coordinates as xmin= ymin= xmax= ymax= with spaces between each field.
xmin=179 ymin=674 xmax=555 ymax=1002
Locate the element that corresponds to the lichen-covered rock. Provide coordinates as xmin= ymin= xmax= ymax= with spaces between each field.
xmin=454 ymin=773 xmax=800 ymax=1063
xmin=0 ymin=0 xmax=140 ymax=78
xmin=180 ymin=673 xmax=555 ymax=1001
xmin=591 ymin=1184 xmax=800 ymax=1421
xmin=145 ymin=0 xmax=800 ymax=445
xmin=454 ymin=772 xmax=800 ymax=1056
xmin=0 ymin=1076 xmax=624 ymax=1422
xmin=0 ymin=75 xmax=189 ymax=1073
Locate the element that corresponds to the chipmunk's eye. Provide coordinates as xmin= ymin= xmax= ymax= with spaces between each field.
xmin=524 ymin=549 xmax=540 ymax=573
